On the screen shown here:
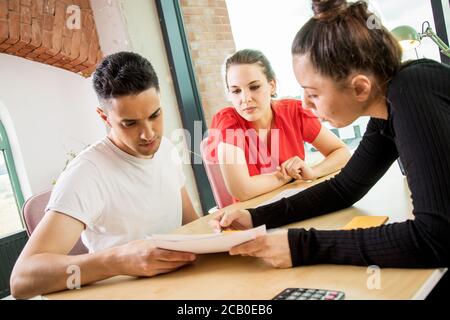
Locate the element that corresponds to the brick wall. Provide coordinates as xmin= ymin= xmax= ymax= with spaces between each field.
xmin=180 ymin=0 xmax=236 ymax=126
xmin=0 ymin=0 xmax=102 ymax=77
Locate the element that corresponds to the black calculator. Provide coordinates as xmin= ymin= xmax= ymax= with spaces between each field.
xmin=272 ymin=288 xmax=345 ymax=300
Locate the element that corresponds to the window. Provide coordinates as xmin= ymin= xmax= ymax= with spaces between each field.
xmin=225 ymin=0 xmax=444 ymax=162
xmin=0 ymin=121 xmax=24 ymax=237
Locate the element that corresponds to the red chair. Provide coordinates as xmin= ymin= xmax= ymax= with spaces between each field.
xmin=22 ymin=190 xmax=88 ymax=255
xmin=200 ymin=138 xmax=234 ymax=209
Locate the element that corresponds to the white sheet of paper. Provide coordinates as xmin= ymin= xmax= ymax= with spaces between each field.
xmin=146 ymin=225 xmax=267 ymax=254
xmin=256 ymin=188 xmax=304 ymax=208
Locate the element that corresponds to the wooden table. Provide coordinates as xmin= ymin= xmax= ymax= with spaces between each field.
xmin=45 ymin=164 xmax=447 ymax=300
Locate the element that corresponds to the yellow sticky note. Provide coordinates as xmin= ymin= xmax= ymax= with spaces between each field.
xmin=341 ymin=216 xmax=389 ymax=230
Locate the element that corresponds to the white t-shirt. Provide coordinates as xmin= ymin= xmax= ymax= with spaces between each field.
xmin=46 ymin=137 xmax=185 ymax=253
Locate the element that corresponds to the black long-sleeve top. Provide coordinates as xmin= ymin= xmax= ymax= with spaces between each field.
xmin=248 ymin=59 xmax=450 ymax=268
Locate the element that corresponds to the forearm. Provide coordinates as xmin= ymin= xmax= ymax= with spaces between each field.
xmin=288 ymin=218 xmax=449 ymax=268
xmin=10 ymin=247 xmax=121 ymax=299
xmin=249 ymin=178 xmax=353 ymax=228
xmin=230 ymin=172 xmax=291 ymax=201
xmin=311 ymin=146 xmax=351 ymax=179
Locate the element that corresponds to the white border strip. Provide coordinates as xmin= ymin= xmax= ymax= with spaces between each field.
xmin=412 ymin=268 xmax=447 ymax=300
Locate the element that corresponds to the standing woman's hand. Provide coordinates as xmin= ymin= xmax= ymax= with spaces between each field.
xmin=229 ymin=229 xmax=293 ymax=268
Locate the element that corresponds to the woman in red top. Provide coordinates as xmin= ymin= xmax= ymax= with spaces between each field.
xmin=208 ymin=49 xmax=351 ymax=201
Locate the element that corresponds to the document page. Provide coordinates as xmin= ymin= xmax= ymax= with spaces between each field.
xmin=146 ymin=225 xmax=267 ymax=254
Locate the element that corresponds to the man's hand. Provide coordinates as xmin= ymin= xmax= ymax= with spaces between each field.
xmin=209 ymin=209 xmax=253 ymax=233
xmin=229 ymin=229 xmax=292 ymax=269
xmin=115 ymin=240 xmax=196 ymax=277
xmin=277 ymin=156 xmax=316 ymax=181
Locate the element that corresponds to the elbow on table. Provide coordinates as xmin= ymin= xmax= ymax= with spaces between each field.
xmin=10 ymin=271 xmax=35 ymax=300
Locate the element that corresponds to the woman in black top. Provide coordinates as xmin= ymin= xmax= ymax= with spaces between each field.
xmin=210 ymin=0 xmax=450 ymax=269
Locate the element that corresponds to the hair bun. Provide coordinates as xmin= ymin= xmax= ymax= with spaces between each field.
xmin=312 ymin=0 xmax=348 ymax=21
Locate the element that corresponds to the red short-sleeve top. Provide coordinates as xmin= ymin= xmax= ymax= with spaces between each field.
xmin=206 ymin=99 xmax=321 ymax=176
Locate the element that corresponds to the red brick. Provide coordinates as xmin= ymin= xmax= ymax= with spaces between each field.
xmin=79 ymin=0 xmax=89 ymax=9
xmin=0 ymin=0 xmax=98 ymax=77
xmin=0 ymin=0 xmax=8 ymax=18
xmin=180 ymin=0 xmax=236 ymax=122
xmin=68 ymin=27 xmax=79 ymax=58
xmin=31 ymin=0 xmax=44 ymax=18
xmin=214 ymin=8 xmax=227 ymax=16
xmin=20 ymin=4 xmax=31 ymax=24
xmin=30 ymin=17 xmax=41 ymax=46
xmin=14 ymin=49 xmax=26 ymax=56
xmin=82 ymin=9 xmax=93 ymax=34
xmin=26 ymin=50 xmax=38 ymax=57
xmin=182 ymin=7 xmax=203 ymax=15
xmin=87 ymin=35 xmax=98 ymax=65
xmin=20 ymin=21 xmax=31 ymax=42
xmin=43 ymin=0 xmax=55 ymax=15
xmin=49 ymin=26 xmax=62 ymax=53
xmin=0 ymin=18 xmax=7 ymax=39
xmin=17 ymin=46 xmax=31 ymax=54
xmin=31 ymin=45 xmax=46 ymax=54
xmin=61 ymin=34 xmax=71 ymax=55
xmin=38 ymin=52 xmax=51 ymax=60
xmin=5 ymin=39 xmax=25 ymax=52
xmin=53 ymin=0 xmax=65 ymax=26
xmin=6 ymin=11 xmax=19 ymax=44
xmin=0 ymin=41 xmax=10 ymax=51
xmin=8 ymin=0 xmax=19 ymax=12
xmin=63 ymin=21 xmax=73 ymax=37
xmin=41 ymin=29 xmax=51 ymax=47
xmin=43 ymin=13 xmax=53 ymax=30
xmin=44 ymin=56 xmax=56 ymax=64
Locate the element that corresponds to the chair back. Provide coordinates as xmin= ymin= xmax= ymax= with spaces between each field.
xmin=22 ymin=190 xmax=88 ymax=255
xmin=200 ymin=138 xmax=234 ymax=209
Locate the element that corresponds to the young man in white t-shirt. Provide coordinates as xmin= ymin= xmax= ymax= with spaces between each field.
xmin=10 ymin=52 xmax=199 ymax=299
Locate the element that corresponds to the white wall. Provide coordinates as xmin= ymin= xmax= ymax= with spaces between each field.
xmin=0 ymin=53 xmax=105 ymax=199
xmin=443 ymin=0 xmax=450 ymax=43
xmin=91 ymin=0 xmax=203 ymax=214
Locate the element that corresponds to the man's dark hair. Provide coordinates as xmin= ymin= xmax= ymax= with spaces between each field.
xmin=93 ymin=52 xmax=160 ymax=101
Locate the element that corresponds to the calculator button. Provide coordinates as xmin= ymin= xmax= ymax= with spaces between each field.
xmin=335 ymin=292 xmax=345 ymax=300
xmin=284 ymin=289 xmax=293 ymax=294
xmin=312 ymin=294 xmax=323 ymax=299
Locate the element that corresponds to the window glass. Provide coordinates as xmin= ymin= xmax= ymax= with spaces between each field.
xmin=0 ymin=152 xmax=22 ymax=237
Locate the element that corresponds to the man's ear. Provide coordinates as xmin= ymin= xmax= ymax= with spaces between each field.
xmin=96 ymin=107 xmax=111 ymax=126
xmin=350 ymin=75 xmax=372 ymax=102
